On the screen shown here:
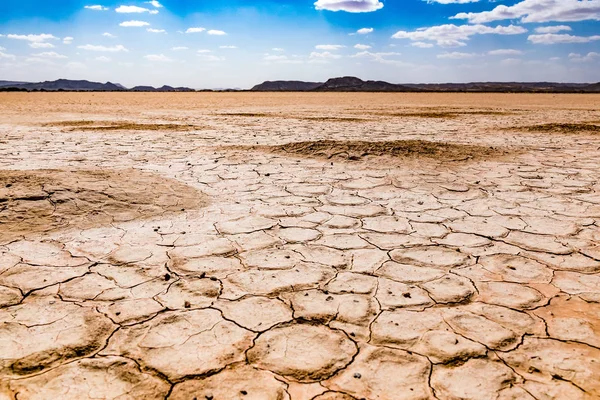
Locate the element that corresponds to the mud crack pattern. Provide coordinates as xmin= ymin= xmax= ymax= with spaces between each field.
xmin=0 ymin=92 xmax=599 ymax=399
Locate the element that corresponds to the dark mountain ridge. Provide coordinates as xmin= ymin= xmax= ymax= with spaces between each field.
xmin=251 ymin=77 xmax=600 ymax=93
xmin=251 ymin=80 xmax=323 ymax=91
xmin=0 ymin=79 xmax=194 ymax=92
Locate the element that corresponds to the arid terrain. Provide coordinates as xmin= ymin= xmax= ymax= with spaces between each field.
xmin=0 ymin=92 xmax=599 ymax=399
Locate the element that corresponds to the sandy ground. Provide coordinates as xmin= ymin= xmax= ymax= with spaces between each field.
xmin=0 ymin=92 xmax=599 ymax=399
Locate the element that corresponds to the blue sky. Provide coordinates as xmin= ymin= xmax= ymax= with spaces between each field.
xmin=0 ymin=0 xmax=599 ymax=88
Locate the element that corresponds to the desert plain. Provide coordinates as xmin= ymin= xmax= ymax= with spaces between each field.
xmin=0 ymin=92 xmax=599 ymax=399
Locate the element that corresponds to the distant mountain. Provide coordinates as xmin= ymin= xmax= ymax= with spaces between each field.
xmin=0 ymin=80 xmax=30 ymax=87
xmin=403 ymin=81 xmax=596 ymax=92
xmin=250 ymin=77 xmax=600 ymax=93
xmin=131 ymin=85 xmax=195 ymax=92
xmin=131 ymin=85 xmax=157 ymax=91
xmin=251 ymin=80 xmax=323 ymax=91
xmin=4 ymin=79 xmax=124 ymax=91
xmin=0 ymin=79 xmax=195 ymax=92
xmin=314 ymin=76 xmax=421 ymax=92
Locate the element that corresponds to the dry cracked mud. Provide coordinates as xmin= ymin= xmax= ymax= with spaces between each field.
xmin=0 ymin=92 xmax=599 ymax=399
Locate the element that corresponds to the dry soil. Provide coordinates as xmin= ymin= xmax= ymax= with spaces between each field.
xmin=0 ymin=92 xmax=599 ymax=400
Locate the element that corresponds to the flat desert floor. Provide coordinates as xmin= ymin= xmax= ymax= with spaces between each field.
xmin=0 ymin=92 xmax=599 ymax=399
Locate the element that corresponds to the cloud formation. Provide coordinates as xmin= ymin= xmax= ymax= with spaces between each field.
xmin=392 ymin=24 xmax=527 ymax=47
xmin=186 ymin=27 xmax=205 ymax=33
xmin=33 ymin=51 xmax=68 ymax=58
xmin=488 ymin=49 xmax=523 ymax=55
xmin=437 ymin=51 xmax=476 ymax=59
xmin=569 ymin=52 xmax=600 ymax=62
xmin=119 ymin=20 xmax=150 ymax=27
xmin=29 ymin=42 xmax=55 ymax=49
xmin=357 ymin=28 xmax=374 ymax=34
xmin=316 ymin=44 xmax=345 ymax=50
xmin=116 ymin=6 xmax=158 ymax=14
xmin=452 ymin=0 xmax=600 ymax=24
xmin=314 ymin=0 xmax=383 ymax=13
xmin=207 ymin=30 xmax=227 ymax=35
xmin=84 ymin=5 xmax=108 ymax=11
xmin=78 ymin=44 xmax=129 ymax=52
xmin=6 ymin=33 xmax=58 ymax=43
xmin=535 ymin=25 xmax=572 ymax=33
xmin=528 ymin=33 xmax=600 ymax=44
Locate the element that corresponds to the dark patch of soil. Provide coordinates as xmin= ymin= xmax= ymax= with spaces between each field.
xmin=232 ymin=140 xmax=511 ymax=163
xmin=43 ymin=121 xmax=204 ymax=131
xmin=512 ymin=123 xmax=600 ymax=133
xmin=0 ymin=169 xmax=207 ymax=243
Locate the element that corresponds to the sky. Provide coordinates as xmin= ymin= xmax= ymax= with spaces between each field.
xmin=0 ymin=0 xmax=599 ymax=88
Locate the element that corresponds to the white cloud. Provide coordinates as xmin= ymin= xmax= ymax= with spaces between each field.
xmin=84 ymin=5 xmax=108 ymax=11
xmin=63 ymin=36 xmax=74 ymax=44
xmin=309 ymin=51 xmax=343 ymax=60
xmin=207 ymin=30 xmax=227 ymax=35
xmin=172 ymin=46 xmax=189 ymax=51
xmin=569 ymin=52 xmax=600 ymax=62
xmin=411 ymin=42 xmax=434 ymax=48
xmin=357 ymin=28 xmax=374 ymax=34
xmin=147 ymin=28 xmax=166 ymax=33
xmin=146 ymin=1 xmax=163 ymax=7
xmin=32 ymin=51 xmax=67 ymax=58
xmin=29 ymin=42 xmax=55 ymax=49
xmin=272 ymin=48 xmax=285 ymax=52
xmin=145 ymin=54 xmax=172 ymax=62
xmin=103 ymin=32 xmax=117 ymax=38
xmin=6 ymin=33 xmax=58 ymax=43
xmin=314 ymin=0 xmax=383 ymax=13
xmin=0 ymin=51 xmax=16 ymax=60
xmin=96 ymin=56 xmax=111 ymax=62
xmin=452 ymin=0 xmax=600 ymax=24
xmin=119 ymin=20 xmax=150 ymax=27
xmin=354 ymin=44 xmax=371 ymax=50
xmin=78 ymin=44 xmax=129 ymax=52
xmin=315 ymin=44 xmax=345 ymax=50
xmin=220 ymin=45 xmax=237 ymax=49
xmin=116 ymin=6 xmax=158 ymax=14
xmin=186 ymin=27 xmax=206 ymax=33
xmin=437 ymin=52 xmax=477 ymax=59
xmin=392 ymin=24 xmax=527 ymax=47
xmin=535 ymin=25 xmax=572 ymax=33
xmin=528 ymin=33 xmax=600 ymax=44
xmin=197 ymin=49 xmax=213 ymax=53
xmin=488 ymin=49 xmax=523 ymax=55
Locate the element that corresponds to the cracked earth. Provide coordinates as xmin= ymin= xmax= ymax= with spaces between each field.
xmin=0 ymin=92 xmax=599 ymax=399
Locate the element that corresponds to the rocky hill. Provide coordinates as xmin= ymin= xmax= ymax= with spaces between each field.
xmin=251 ymin=80 xmax=323 ymax=91
xmin=314 ymin=77 xmax=421 ymax=92
xmin=0 ymin=79 xmax=195 ymax=92
xmin=250 ymin=77 xmax=600 ymax=93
